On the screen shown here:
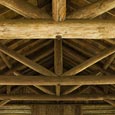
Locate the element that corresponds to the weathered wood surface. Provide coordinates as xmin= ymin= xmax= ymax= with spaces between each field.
xmin=0 ymin=43 xmax=56 ymax=76
xmin=0 ymin=75 xmax=114 ymax=85
xmin=52 ymin=0 xmax=66 ymax=21
xmin=0 ymin=94 xmax=115 ymax=101
xmin=68 ymin=0 xmax=115 ymax=19
xmin=0 ymin=0 xmax=50 ymax=19
xmin=0 ymin=19 xmax=115 ymax=39
xmin=63 ymin=45 xmax=115 ymax=76
xmin=32 ymin=104 xmax=81 ymax=115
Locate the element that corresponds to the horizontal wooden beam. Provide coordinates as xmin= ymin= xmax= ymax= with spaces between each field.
xmin=0 ymin=94 xmax=115 ymax=101
xmin=0 ymin=75 xmax=114 ymax=85
xmin=0 ymin=19 xmax=115 ymax=39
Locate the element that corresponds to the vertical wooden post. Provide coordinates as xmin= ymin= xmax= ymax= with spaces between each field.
xmin=54 ymin=36 xmax=63 ymax=96
xmin=52 ymin=0 xmax=66 ymax=21
xmin=32 ymin=104 xmax=82 ymax=115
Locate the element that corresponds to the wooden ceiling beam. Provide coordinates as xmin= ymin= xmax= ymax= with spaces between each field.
xmin=0 ymin=44 xmax=56 ymax=76
xmin=0 ymin=94 xmax=115 ymax=101
xmin=0 ymin=19 xmax=115 ymax=39
xmin=0 ymin=0 xmax=50 ymax=19
xmin=67 ymin=0 xmax=115 ymax=19
xmin=63 ymin=46 xmax=115 ymax=76
xmin=0 ymin=75 xmax=114 ymax=85
xmin=52 ymin=0 xmax=66 ymax=21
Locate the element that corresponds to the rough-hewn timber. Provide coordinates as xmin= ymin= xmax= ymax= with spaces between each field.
xmin=0 ymin=19 xmax=115 ymax=39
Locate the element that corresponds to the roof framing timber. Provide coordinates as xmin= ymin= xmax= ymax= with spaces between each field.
xmin=0 ymin=94 xmax=115 ymax=101
xmin=68 ymin=0 xmax=115 ymax=19
xmin=52 ymin=0 xmax=66 ymax=21
xmin=0 ymin=43 xmax=56 ymax=76
xmin=0 ymin=19 xmax=115 ymax=39
xmin=0 ymin=0 xmax=50 ymax=19
xmin=63 ymin=45 xmax=115 ymax=76
xmin=0 ymin=75 xmax=114 ymax=85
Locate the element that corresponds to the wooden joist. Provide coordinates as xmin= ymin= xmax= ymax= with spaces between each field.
xmin=52 ymin=0 xmax=66 ymax=21
xmin=0 ymin=19 xmax=115 ymax=39
xmin=0 ymin=94 xmax=115 ymax=101
xmin=68 ymin=0 xmax=115 ymax=19
xmin=0 ymin=0 xmax=50 ymax=19
xmin=0 ymin=44 xmax=56 ymax=76
xmin=63 ymin=46 xmax=115 ymax=76
xmin=0 ymin=75 xmax=114 ymax=85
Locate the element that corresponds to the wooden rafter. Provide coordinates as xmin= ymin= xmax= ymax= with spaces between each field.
xmin=68 ymin=0 xmax=115 ymax=19
xmin=52 ymin=0 xmax=66 ymax=21
xmin=0 ymin=0 xmax=50 ymax=19
xmin=70 ymin=0 xmax=115 ymax=17
xmin=0 ymin=49 xmax=55 ymax=96
xmin=63 ymin=46 xmax=115 ymax=76
xmin=34 ymin=85 xmax=55 ymax=95
xmin=62 ymin=49 xmax=115 ymax=95
xmin=0 ymin=44 xmax=56 ymax=76
xmin=14 ymin=71 xmax=55 ymax=95
xmin=0 ymin=19 xmax=115 ymax=39
xmin=104 ymin=100 xmax=115 ymax=107
xmin=0 ymin=100 xmax=10 ymax=107
xmin=104 ymin=54 xmax=115 ymax=70
xmin=62 ymin=85 xmax=81 ymax=95
xmin=0 ymin=86 xmax=22 ymax=106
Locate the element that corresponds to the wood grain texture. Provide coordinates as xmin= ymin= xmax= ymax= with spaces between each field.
xmin=0 ymin=43 xmax=56 ymax=76
xmin=0 ymin=75 xmax=114 ymax=85
xmin=68 ymin=0 xmax=115 ymax=19
xmin=0 ymin=94 xmax=115 ymax=101
xmin=0 ymin=19 xmax=115 ymax=39
xmin=63 ymin=46 xmax=115 ymax=76
xmin=52 ymin=0 xmax=66 ymax=21
xmin=0 ymin=0 xmax=50 ymax=19
xmin=32 ymin=104 xmax=81 ymax=115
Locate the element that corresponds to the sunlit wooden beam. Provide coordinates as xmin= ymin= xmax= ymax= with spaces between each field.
xmin=0 ymin=19 xmax=115 ymax=39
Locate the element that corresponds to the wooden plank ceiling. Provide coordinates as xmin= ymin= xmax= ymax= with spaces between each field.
xmin=0 ymin=0 xmax=115 ymax=107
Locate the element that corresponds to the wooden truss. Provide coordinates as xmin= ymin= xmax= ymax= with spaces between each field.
xmin=0 ymin=0 xmax=115 ymax=107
